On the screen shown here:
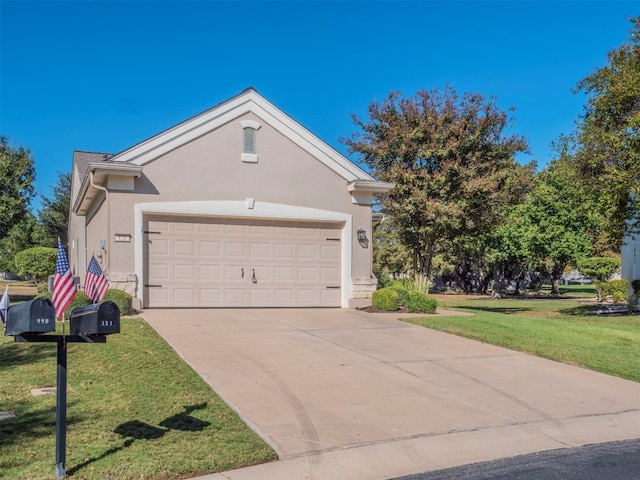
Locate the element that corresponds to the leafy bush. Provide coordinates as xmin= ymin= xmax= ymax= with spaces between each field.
xmin=14 ymin=247 xmax=57 ymax=284
xmin=577 ymin=257 xmax=620 ymax=282
xmin=596 ymin=280 xmax=630 ymax=303
xmin=104 ymin=289 xmax=133 ymax=315
xmin=388 ymin=284 xmax=409 ymax=306
xmin=609 ymin=280 xmax=629 ymax=303
xmin=65 ymin=291 xmax=93 ymax=319
xmin=372 ymin=288 xmax=399 ymax=311
xmin=377 ymin=269 xmax=391 ymax=289
xmin=407 ymin=291 xmax=437 ymax=313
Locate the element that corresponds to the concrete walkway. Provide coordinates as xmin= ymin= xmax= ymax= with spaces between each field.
xmin=142 ymin=308 xmax=640 ymax=480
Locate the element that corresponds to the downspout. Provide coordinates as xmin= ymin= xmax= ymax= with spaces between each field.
xmin=89 ymin=170 xmax=110 ymax=273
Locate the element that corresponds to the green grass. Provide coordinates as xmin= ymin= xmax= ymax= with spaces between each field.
xmin=0 ymin=319 xmax=277 ymax=479
xmin=405 ymin=289 xmax=640 ymax=382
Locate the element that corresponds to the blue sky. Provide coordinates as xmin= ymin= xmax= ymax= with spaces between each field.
xmin=1 ymin=1 xmax=637 ymax=211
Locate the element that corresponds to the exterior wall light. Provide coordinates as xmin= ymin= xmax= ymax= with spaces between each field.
xmin=357 ymin=229 xmax=367 ymax=241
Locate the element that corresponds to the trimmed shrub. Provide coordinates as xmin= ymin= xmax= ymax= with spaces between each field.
xmin=407 ymin=291 xmax=437 ymax=314
xmin=609 ymin=279 xmax=629 ymax=303
xmin=577 ymin=257 xmax=620 ymax=282
xmin=65 ymin=291 xmax=92 ymax=319
xmin=14 ymin=247 xmax=57 ymax=284
xmin=104 ymin=289 xmax=133 ymax=315
xmin=388 ymin=284 xmax=409 ymax=306
xmin=372 ymin=288 xmax=399 ymax=311
xmin=596 ymin=280 xmax=630 ymax=303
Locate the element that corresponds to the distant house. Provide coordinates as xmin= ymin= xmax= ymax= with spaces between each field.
xmin=68 ymin=88 xmax=392 ymax=309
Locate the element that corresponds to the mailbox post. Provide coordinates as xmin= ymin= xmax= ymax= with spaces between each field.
xmin=6 ymin=300 xmax=120 ymax=479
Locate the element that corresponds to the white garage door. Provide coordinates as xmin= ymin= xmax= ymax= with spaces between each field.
xmin=145 ymin=216 xmax=342 ymax=307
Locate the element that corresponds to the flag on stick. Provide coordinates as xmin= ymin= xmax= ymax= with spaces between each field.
xmin=0 ymin=285 xmax=9 ymax=325
xmin=85 ymin=256 xmax=109 ymax=303
xmin=52 ymin=240 xmax=76 ymax=319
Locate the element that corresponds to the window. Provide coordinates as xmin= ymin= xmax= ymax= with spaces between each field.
xmin=239 ymin=119 xmax=261 ymax=163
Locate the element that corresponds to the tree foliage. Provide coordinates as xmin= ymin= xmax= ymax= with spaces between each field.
xmin=0 ymin=213 xmax=47 ymax=273
xmin=0 ymin=136 xmax=36 ymax=239
xmin=574 ymin=16 xmax=640 ymax=245
xmin=39 ymin=171 xmax=72 ymax=246
xmin=14 ymin=246 xmax=57 ymax=284
xmin=343 ymin=87 xmax=531 ymax=278
xmin=501 ymin=157 xmax=601 ymax=294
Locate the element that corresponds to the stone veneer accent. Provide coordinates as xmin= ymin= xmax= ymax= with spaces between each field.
xmin=107 ymin=273 xmax=137 ymax=297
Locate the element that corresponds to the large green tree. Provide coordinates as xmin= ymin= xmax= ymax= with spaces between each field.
xmin=38 ymin=171 xmax=72 ymax=246
xmin=505 ymin=157 xmax=601 ymax=294
xmin=0 ymin=136 xmax=36 ymax=239
xmin=343 ymin=87 xmax=531 ymax=279
xmin=574 ymin=16 xmax=640 ymax=246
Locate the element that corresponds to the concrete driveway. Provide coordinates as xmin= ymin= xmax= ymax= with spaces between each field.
xmin=142 ymin=308 xmax=640 ymax=480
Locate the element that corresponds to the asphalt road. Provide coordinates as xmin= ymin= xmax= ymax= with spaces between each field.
xmin=392 ymin=439 xmax=640 ymax=480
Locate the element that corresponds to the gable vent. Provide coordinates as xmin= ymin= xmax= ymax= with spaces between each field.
xmin=243 ymin=127 xmax=257 ymax=154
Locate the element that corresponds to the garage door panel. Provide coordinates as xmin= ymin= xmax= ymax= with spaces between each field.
xmin=250 ymin=289 xmax=271 ymax=305
xmin=200 ymin=265 xmax=221 ymax=281
xmin=298 ymin=244 xmax=318 ymax=259
xmin=149 ymin=264 xmax=169 ymax=281
xmin=174 ymin=264 xmax=195 ymax=280
xmin=174 ymin=240 xmax=195 ymax=256
xmin=321 ymin=289 xmax=341 ymax=305
xmin=225 ymin=242 xmax=246 ymax=257
xmin=174 ymin=288 xmax=196 ymax=304
xmin=224 ymin=265 xmax=246 ymax=282
xmin=148 ymin=288 xmax=169 ymax=305
xmin=250 ymin=242 xmax=271 ymax=257
xmin=225 ymin=289 xmax=247 ymax=305
xmin=298 ymin=267 xmax=318 ymax=282
xmin=146 ymin=217 xmax=341 ymax=307
xmin=274 ymin=289 xmax=295 ymax=305
xmin=321 ymin=267 xmax=340 ymax=282
xmin=149 ymin=239 xmax=169 ymax=255
xmin=274 ymin=243 xmax=294 ymax=258
xmin=200 ymin=241 xmax=221 ymax=257
xmin=274 ymin=266 xmax=294 ymax=281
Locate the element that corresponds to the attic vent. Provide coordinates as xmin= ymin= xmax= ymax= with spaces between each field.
xmin=243 ymin=127 xmax=256 ymax=154
xmin=239 ymin=119 xmax=261 ymax=163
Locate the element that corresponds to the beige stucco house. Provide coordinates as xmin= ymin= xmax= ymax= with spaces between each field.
xmin=68 ymin=88 xmax=392 ymax=309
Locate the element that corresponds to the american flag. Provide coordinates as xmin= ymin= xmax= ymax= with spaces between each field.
xmin=85 ymin=256 xmax=109 ymax=303
xmin=52 ymin=240 xmax=76 ymax=319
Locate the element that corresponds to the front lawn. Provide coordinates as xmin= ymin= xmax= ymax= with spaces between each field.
xmin=0 ymin=319 xmax=277 ymax=479
xmin=405 ymin=290 xmax=640 ymax=382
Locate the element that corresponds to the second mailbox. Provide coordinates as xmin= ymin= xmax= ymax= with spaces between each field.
xmin=70 ymin=301 xmax=120 ymax=335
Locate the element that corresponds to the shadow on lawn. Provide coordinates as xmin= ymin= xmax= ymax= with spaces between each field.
xmin=559 ymin=304 xmax=600 ymax=316
xmin=0 ymin=342 xmax=56 ymax=368
xmin=0 ymin=400 xmax=82 ymax=447
xmin=67 ymin=403 xmax=211 ymax=475
xmin=461 ymin=306 xmax=533 ymax=315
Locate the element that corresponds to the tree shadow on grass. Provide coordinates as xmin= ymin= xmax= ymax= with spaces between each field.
xmin=0 ymin=399 xmax=82 ymax=447
xmin=461 ymin=306 xmax=533 ymax=315
xmin=67 ymin=403 xmax=211 ymax=475
xmin=560 ymin=304 xmax=600 ymax=316
xmin=0 ymin=342 xmax=56 ymax=369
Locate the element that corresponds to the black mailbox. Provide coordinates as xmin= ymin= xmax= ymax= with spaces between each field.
xmin=70 ymin=301 xmax=120 ymax=335
xmin=5 ymin=298 xmax=56 ymax=336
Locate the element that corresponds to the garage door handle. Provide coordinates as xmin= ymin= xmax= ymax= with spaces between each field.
xmin=241 ymin=268 xmax=244 ymax=278
xmin=145 ymin=284 xmax=162 ymax=288
xmin=252 ymin=269 xmax=257 ymax=284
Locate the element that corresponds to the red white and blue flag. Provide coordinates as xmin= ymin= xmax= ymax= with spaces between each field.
xmin=85 ymin=256 xmax=109 ymax=303
xmin=52 ymin=240 xmax=76 ymax=319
